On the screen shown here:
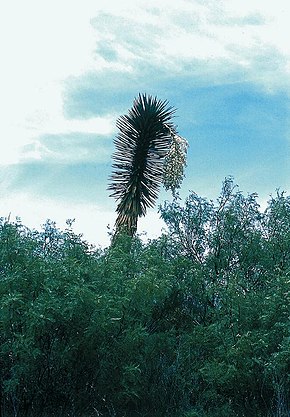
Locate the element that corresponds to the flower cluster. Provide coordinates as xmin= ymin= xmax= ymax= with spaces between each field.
xmin=162 ymin=128 xmax=188 ymax=195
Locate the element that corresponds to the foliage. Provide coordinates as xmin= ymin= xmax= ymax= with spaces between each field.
xmin=1 ymin=179 xmax=290 ymax=416
xmin=108 ymin=93 xmax=187 ymax=237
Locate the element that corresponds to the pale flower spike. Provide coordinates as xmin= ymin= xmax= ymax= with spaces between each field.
xmin=162 ymin=124 xmax=189 ymax=195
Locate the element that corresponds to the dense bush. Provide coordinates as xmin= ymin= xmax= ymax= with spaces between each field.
xmin=1 ymin=178 xmax=290 ymax=416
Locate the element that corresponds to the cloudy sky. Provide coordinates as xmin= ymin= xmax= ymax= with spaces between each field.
xmin=1 ymin=0 xmax=290 ymax=247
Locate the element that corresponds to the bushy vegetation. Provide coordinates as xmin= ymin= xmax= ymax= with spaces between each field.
xmin=1 ymin=178 xmax=290 ymax=416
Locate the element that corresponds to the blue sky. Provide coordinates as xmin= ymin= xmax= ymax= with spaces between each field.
xmin=0 ymin=0 xmax=290 ymax=247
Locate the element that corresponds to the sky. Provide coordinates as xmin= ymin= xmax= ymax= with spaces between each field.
xmin=0 ymin=0 xmax=290 ymax=247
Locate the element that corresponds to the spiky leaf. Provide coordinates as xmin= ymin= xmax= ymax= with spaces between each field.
xmin=108 ymin=94 xmax=176 ymax=235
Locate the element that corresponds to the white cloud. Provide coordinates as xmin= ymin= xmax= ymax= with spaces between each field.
xmin=0 ymin=0 xmax=115 ymax=166
xmin=0 ymin=0 xmax=289 ymax=240
xmin=1 ymin=0 xmax=289 ymax=167
xmin=90 ymin=0 xmax=290 ymax=90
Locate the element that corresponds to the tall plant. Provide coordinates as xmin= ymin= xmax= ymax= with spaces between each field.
xmin=108 ymin=93 xmax=188 ymax=237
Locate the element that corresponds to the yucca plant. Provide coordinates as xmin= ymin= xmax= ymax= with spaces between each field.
xmin=108 ymin=93 xmax=187 ymax=237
